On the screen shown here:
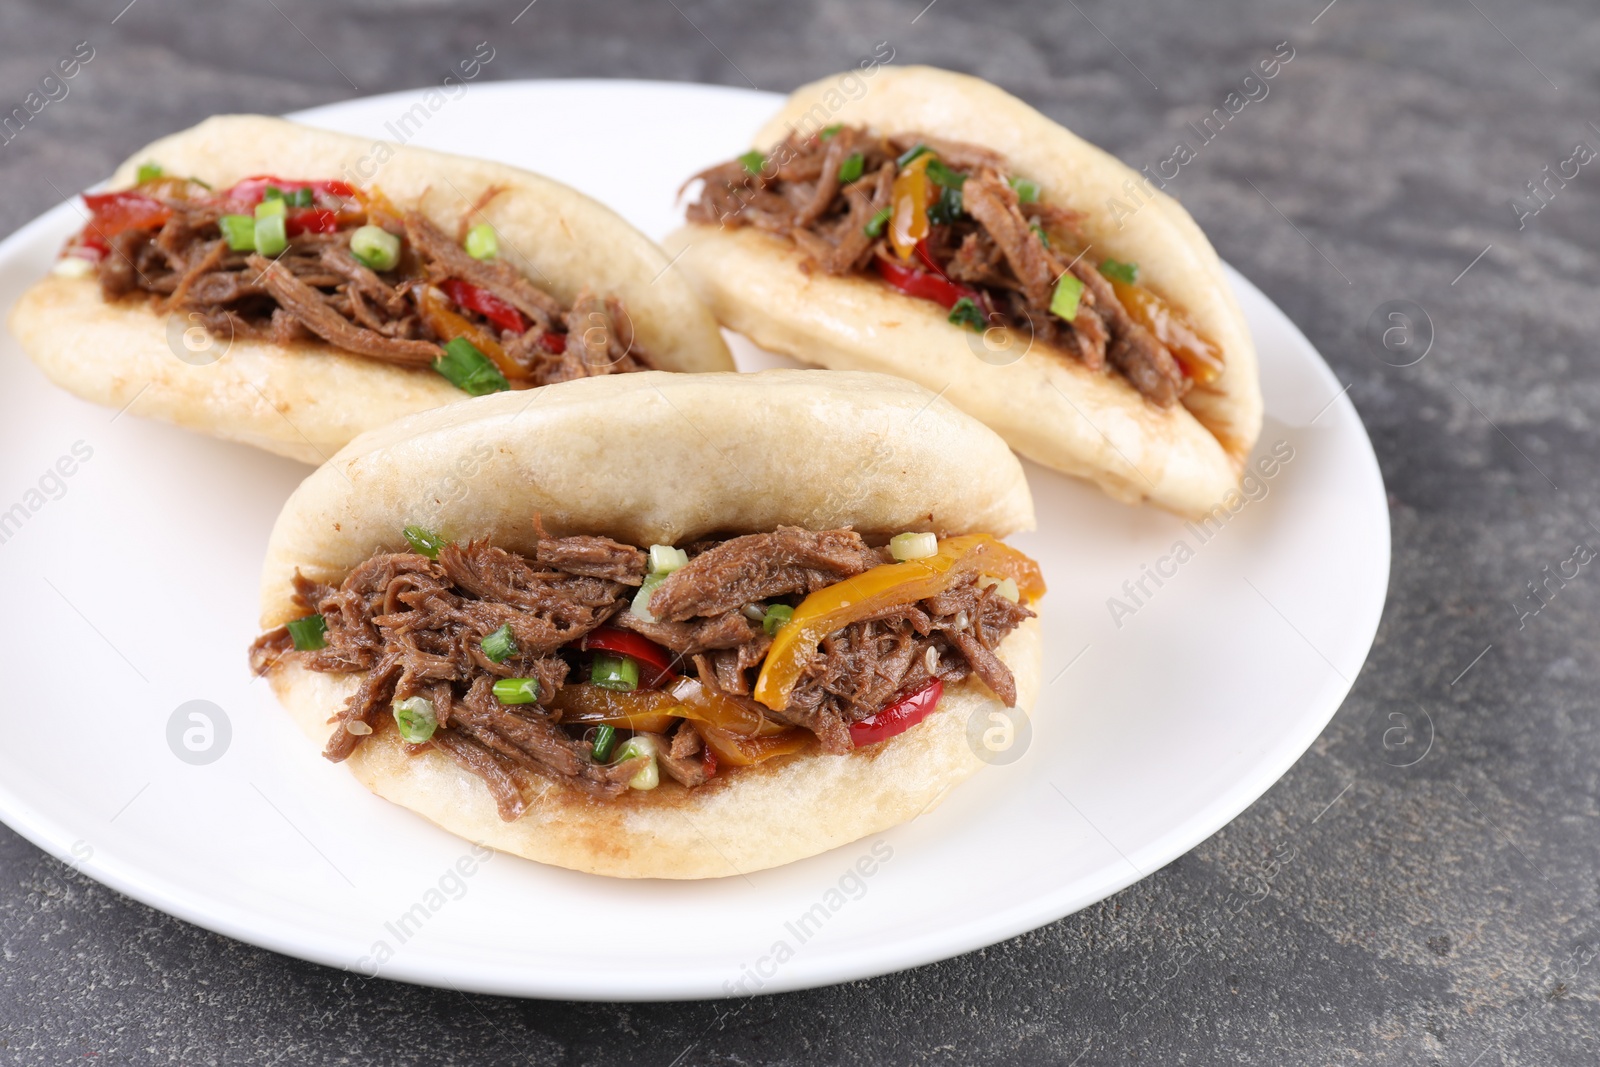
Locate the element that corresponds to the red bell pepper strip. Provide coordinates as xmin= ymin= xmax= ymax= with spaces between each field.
xmin=541 ymin=330 xmax=566 ymax=353
xmin=439 ymin=278 xmax=530 ymax=336
xmin=81 ymin=191 xmax=172 ymax=241
xmin=285 ymin=208 xmax=341 ymax=236
xmin=218 ymin=176 xmax=357 ymax=208
xmin=848 ymin=677 xmax=944 ymax=747
xmin=874 ymin=255 xmax=981 ymax=312
xmin=577 ymin=627 xmax=678 ymax=687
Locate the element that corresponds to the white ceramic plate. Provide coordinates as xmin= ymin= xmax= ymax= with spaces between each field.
xmin=0 ymin=80 xmax=1387 ymax=1000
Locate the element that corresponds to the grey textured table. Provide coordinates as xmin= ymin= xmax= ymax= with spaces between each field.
xmin=2 ymin=0 xmax=1595 ymax=1063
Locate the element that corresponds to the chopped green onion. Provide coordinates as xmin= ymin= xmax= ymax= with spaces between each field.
xmin=433 ymin=337 xmax=510 ymax=396
xmin=253 ymin=214 xmax=288 ymax=257
xmin=288 ymin=187 xmax=313 ymax=208
xmin=285 ymin=614 xmax=327 ymax=651
xmin=349 ymin=225 xmax=401 ymax=271
xmin=492 ymin=677 xmax=540 ymax=705
xmin=889 ymin=531 xmax=939 ymax=562
xmin=896 ymin=143 xmax=932 ymax=168
xmin=218 ymin=214 xmax=256 ymax=251
xmin=926 ymin=158 xmax=966 ymax=188
xmin=762 ymin=604 xmax=794 ymax=636
xmin=402 ymin=524 xmax=445 ymax=559
xmin=591 ymin=653 xmax=639 ymax=691
xmin=393 ymin=696 xmax=437 ymax=743
xmin=864 ymin=207 xmax=892 ymax=238
xmin=1009 ymin=177 xmax=1040 ymax=203
xmin=590 ymin=724 xmax=617 ymax=762
xmin=838 ymin=152 xmax=865 ymax=183
xmin=631 ymin=572 xmax=666 ymax=622
xmin=926 ymin=184 xmax=964 ymax=225
xmin=819 ymin=124 xmax=843 ymax=141
xmin=648 ymin=544 xmax=689 ymax=574
xmin=1099 ymin=257 xmax=1139 ymax=285
xmin=136 ymin=162 xmax=164 ymax=184
xmin=254 ymin=197 xmax=287 ymax=220
xmin=613 ymin=735 xmax=659 ymax=789
xmin=188 ymin=177 xmax=213 ymax=190
xmin=464 ymin=223 xmax=498 ymax=260
xmin=481 ymin=624 xmax=517 ymax=664
xmin=1030 ymin=222 xmax=1051 ymax=248
xmin=947 ymin=297 xmax=985 ymax=332
xmin=51 ymin=256 xmax=94 ymax=279
xmin=261 ymin=185 xmax=284 ymax=202
xmin=978 ymin=574 xmax=1021 ymax=603
xmin=1050 ymin=273 xmax=1084 ymax=321
xmin=738 ymin=149 xmax=766 ymax=176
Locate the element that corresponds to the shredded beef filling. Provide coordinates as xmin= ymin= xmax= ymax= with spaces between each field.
xmin=249 ymin=526 xmax=1033 ymax=819
xmin=79 ymin=182 xmax=654 ymax=386
xmin=685 ymin=126 xmax=1190 ymax=406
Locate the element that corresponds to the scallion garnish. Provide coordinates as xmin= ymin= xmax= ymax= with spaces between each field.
xmin=433 ymin=337 xmax=510 ymax=396
xmin=253 ymin=214 xmax=288 ymax=257
xmin=464 ymin=223 xmax=498 ymax=260
xmin=925 ymin=158 xmax=966 ymax=188
xmin=591 ymin=653 xmax=639 ymax=691
xmin=492 ymin=677 xmax=540 ymax=705
xmin=947 ymin=297 xmax=985 ymax=332
xmin=136 ymin=162 xmax=163 ymax=184
xmin=1099 ymin=257 xmax=1139 ymax=285
xmin=648 ymin=544 xmax=689 ymax=574
xmin=254 ymin=197 xmax=287 ymax=220
xmin=889 ymin=531 xmax=939 ymax=561
xmin=762 ymin=604 xmax=794 ymax=636
xmin=896 ymin=143 xmax=932 ymax=168
xmin=978 ymin=574 xmax=1022 ymax=603
xmin=393 ymin=696 xmax=437 ymax=743
xmin=631 ymin=572 xmax=665 ymax=622
xmin=288 ymin=187 xmax=313 ymax=208
xmin=1050 ymin=273 xmax=1084 ymax=321
xmin=350 ymin=225 xmax=401 ymax=271
xmin=262 ymin=185 xmax=284 ymax=202
xmin=402 ymin=524 xmax=445 ymax=559
xmin=218 ymin=214 xmax=255 ymax=252
xmin=819 ymin=124 xmax=843 ymax=141
xmin=590 ymin=724 xmax=617 ymax=762
xmin=838 ymin=152 xmax=865 ymax=183
xmin=864 ymin=207 xmax=892 ymax=237
xmin=613 ymin=735 xmax=660 ymax=789
xmin=481 ymin=624 xmax=517 ymax=664
xmin=927 ymin=184 xmax=963 ymax=225
xmin=1030 ymin=222 xmax=1050 ymax=248
xmin=1009 ymin=177 xmax=1040 ymax=203
xmin=738 ymin=150 xmax=766 ymax=176
xmin=286 ymin=613 xmax=327 ymax=651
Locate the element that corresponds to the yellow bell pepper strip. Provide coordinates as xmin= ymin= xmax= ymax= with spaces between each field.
xmin=415 ymin=284 xmax=529 ymax=381
xmin=699 ymin=724 xmax=811 ymax=767
xmin=549 ymin=677 xmax=790 ymax=738
xmin=548 ymin=685 xmax=682 ymax=734
xmin=1108 ymin=277 xmax=1225 ymax=386
xmin=889 ymin=153 xmax=932 ymax=261
xmin=753 ymin=534 xmax=1045 ymax=712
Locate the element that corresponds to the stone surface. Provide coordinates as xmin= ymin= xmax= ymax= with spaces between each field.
xmin=2 ymin=0 xmax=1597 ymax=1063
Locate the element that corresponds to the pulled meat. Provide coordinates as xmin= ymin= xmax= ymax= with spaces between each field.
xmin=79 ymin=181 xmax=655 ymax=387
xmin=249 ymin=527 xmax=1032 ymax=817
xmin=685 ymin=127 xmax=1189 ymax=406
xmin=647 ymin=526 xmax=886 ymax=621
